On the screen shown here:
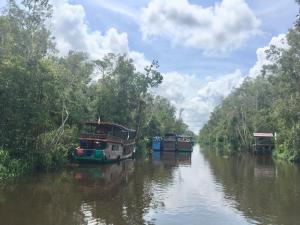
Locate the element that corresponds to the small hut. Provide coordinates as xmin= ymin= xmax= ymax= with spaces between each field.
xmin=252 ymin=133 xmax=274 ymax=154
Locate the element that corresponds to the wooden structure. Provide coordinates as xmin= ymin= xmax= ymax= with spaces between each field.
xmin=72 ymin=121 xmax=136 ymax=163
xmin=152 ymin=136 xmax=163 ymax=151
xmin=252 ymin=133 xmax=274 ymax=154
xmin=162 ymin=133 xmax=177 ymax=151
xmin=153 ymin=134 xmax=194 ymax=152
xmin=176 ymin=135 xmax=193 ymax=152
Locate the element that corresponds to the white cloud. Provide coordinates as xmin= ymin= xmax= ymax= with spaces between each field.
xmin=48 ymin=0 xmax=289 ymax=134
xmin=50 ymin=0 xmax=150 ymax=71
xmin=140 ymin=0 xmax=260 ymax=54
xmin=162 ymin=33 xmax=289 ymax=133
xmin=156 ymin=33 xmax=289 ymax=133
xmin=153 ymin=70 xmax=244 ymax=132
xmin=90 ymin=0 xmax=138 ymax=19
xmin=128 ymin=51 xmax=150 ymax=72
xmin=248 ymin=33 xmax=288 ymax=78
xmin=51 ymin=0 xmax=128 ymax=58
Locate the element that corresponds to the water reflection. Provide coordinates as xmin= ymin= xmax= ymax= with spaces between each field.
xmin=72 ymin=160 xmax=134 ymax=195
xmin=253 ymin=156 xmax=276 ymax=178
xmin=0 ymin=146 xmax=300 ymax=225
xmin=145 ymin=146 xmax=254 ymax=225
xmin=151 ymin=152 xmax=192 ymax=166
xmin=202 ymin=150 xmax=300 ymax=225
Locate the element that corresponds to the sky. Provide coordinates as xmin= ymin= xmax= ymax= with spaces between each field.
xmin=2 ymin=0 xmax=298 ymax=132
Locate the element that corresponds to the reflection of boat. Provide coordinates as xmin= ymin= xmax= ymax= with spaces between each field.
xmin=72 ymin=159 xmax=135 ymax=193
xmin=152 ymin=152 xmax=192 ymax=166
xmin=254 ymin=156 xmax=275 ymax=177
xmin=176 ymin=135 xmax=193 ymax=152
xmin=254 ymin=166 xmax=275 ymax=177
xmin=72 ymin=121 xmax=136 ymax=163
xmin=177 ymin=152 xmax=192 ymax=165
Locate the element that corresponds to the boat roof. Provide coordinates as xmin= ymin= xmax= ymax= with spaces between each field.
xmin=84 ymin=121 xmax=136 ymax=132
xmin=165 ymin=133 xmax=176 ymax=136
xmin=177 ymin=135 xmax=192 ymax=138
xmin=253 ymin=133 xmax=273 ymax=137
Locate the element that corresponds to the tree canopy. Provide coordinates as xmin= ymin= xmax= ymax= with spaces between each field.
xmin=0 ymin=0 xmax=190 ymax=178
xmin=199 ymin=2 xmax=300 ymax=162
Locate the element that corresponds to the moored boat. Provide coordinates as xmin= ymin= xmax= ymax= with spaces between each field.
xmin=162 ymin=133 xmax=177 ymax=151
xmin=176 ymin=135 xmax=193 ymax=152
xmin=72 ymin=121 xmax=136 ymax=163
xmin=152 ymin=136 xmax=163 ymax=151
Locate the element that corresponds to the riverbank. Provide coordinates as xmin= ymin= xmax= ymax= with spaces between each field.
xmin=0 ymin=137 xmax=158 ymax=181
xmin=198 ymin=8 xmax=300 ymax=163
xmin=198 ymin=141 xmax=300 ymax=164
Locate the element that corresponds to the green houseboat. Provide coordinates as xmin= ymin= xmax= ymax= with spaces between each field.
xmin=72 ymin=121 xmax=136 ymax=163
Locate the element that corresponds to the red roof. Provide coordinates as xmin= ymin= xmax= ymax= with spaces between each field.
xmin=253 ymin=133 xmax=273 ymax=137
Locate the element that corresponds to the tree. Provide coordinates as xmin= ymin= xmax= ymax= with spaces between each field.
xmin=199 ymin=2 xmax=300 ymax=161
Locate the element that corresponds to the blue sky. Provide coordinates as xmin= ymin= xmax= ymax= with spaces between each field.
xmin=67 ymin=0 xmax=297 ymax=75
xmin=1 ymin=0 xmax=298 ymax=132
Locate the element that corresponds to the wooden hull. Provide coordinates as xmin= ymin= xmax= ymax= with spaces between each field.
xmin=72 ymin=152 xmax=134 ymax=164
xmin=72 ymin=145 xmax=136 ymax=164
xmin=177 ymin=148 xmax=193 ymax=152
xmin=163 ymin=141 xmax=176 ymax=151
xmin=177 ymin=141 xmax=193 ymax=152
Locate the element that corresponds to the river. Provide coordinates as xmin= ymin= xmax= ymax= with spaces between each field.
xmin=1 ymin=145 xmax=300 ymax=225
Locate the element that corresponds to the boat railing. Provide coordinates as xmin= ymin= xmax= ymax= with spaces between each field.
xmin=80 ymin=133 xmax=134 ymax=144
xmin=80 ymin=133 xmax=107 ymax=139
xmin=77 ymin=147 xmax=98 ymax=151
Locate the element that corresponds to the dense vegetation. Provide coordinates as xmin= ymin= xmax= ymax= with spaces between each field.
xmin=199 ymin=3 xmax=300 ymax=162
xmin=0 ymin=0 xmax=189 ymax=180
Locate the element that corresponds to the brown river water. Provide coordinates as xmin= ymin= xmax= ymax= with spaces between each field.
xmin=0 ymin=145 xmax=300 ymax=225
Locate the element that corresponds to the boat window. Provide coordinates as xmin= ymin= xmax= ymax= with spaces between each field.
xmin=94 ymin=141 xmax=107 ymax=149
xmin=80 ymin=140 xmax=88 ymax=148
xmin=112 ymin=145 xmax=119 ymax=151
xmin=95 ymin=125 xmax=108 ymax=134
xmin=81 ymin=140 xmax=93 ymax=149
xmin=83 ymin=124 xmax=94 ymax=133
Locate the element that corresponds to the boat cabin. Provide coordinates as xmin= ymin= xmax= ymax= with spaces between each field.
xmin=163 ymin=133 xmax=177 ymax=151
xmin=152 ymin=136 xmax=163 ymax=151
xmin=177 ymin=135 xmax=193 ymax=152
xmin=73 ymin=121 xmax=136 ymax=163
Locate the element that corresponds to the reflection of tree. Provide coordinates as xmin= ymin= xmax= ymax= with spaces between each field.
xmin=79 ymin=157 xmax=177 ymax=225
xmin=0 ymin=172 xmax=85 ymax=225
xmin=0 ymin=155 xmax=179 ymax=225
xmin=202 ymin=150 xmax=300 ymax=225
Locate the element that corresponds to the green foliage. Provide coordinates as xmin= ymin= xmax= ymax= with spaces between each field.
xmin=35 ymin=126 xmax=78 ymax=171
xmin=199 ymin=21 xmax=300 ymax=162
xmin=90 ymin=54 xmax=187 ymax=141
xmin=0 ymin=1 xmax=190 ymax=180
xmin=0 ymin=148 xmax=27 ymax=181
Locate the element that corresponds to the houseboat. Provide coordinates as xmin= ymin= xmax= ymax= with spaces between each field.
xmin=72 ymin=121 xmax=136 ymax=163
xmin=176 ymin=135 xmax=193 ymax=152
xmin=162 ymin=133 xmax=177 ymax=151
